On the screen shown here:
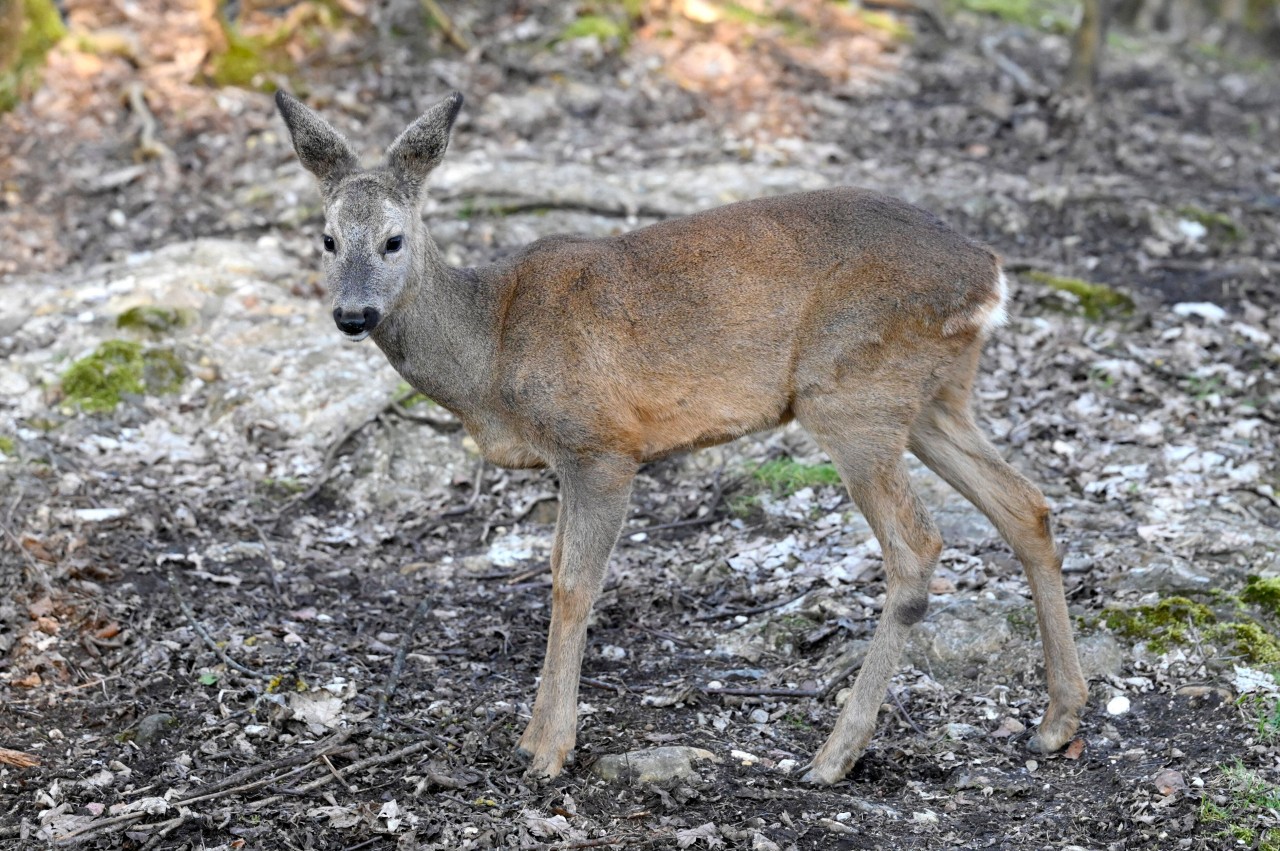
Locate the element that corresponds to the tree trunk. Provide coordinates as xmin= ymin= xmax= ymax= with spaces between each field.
xmin=1066 ymin=0 xmax=1109 ymax=97
xmin=0 ymin=0 xmax=24 ymax=74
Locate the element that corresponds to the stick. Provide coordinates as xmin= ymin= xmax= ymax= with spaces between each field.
xmin=695 ymin=589 xmax=811 ymax=622
xmin=181 ymin=728 xmax=355 ymax=799
xmin=165 ymin=565 xmax=272 ymax=681
xmin=704 ymin=685 xmax=820 ymax=698
xmin=375 ymin=597 xmax=435 ymax=730
xmin=248 ymin=738 xmax=436 ymax=810
xmin=439 ymin=458 xmax=487 ymax=517
xmin=419 ymin=0 xmax=472 ymax=51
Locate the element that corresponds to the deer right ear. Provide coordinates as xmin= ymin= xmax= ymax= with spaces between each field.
xmin=275 ymin=91 xmax=358 ymax=186
xmin=385 ymin=92 xmax=464 ymax=191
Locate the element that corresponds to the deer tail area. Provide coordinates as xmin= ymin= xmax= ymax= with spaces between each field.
xmin=944 ymin=266 xmax=1009 ymax=338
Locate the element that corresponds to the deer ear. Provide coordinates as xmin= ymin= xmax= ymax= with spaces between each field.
xmin=275 ymin=91 xmax=358 ymax=186
xmin=385 ymin=92 xmax=463 ymax=190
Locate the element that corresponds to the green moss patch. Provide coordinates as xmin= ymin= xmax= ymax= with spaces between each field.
xmin=1026 ymin=271 xmax=1135 ymax=320
xmin=0 ymin=0 xmax=65 ymax=112
xmin=61 ymin=340 xmax=186 ymax=412
xmin=1244 ymin=576 xmax=1280 ymax=617
xmin=1105 ymin=595 xmax=1280 ymax=665
xmin=117 ymin=306 xmax=190 ymax=335
xmin=946 ymin=0 xmax=1074 ymax=32
xmin=1179 ymin=206 xmax=1246 ymax=243
xmin=207 ymin=2 xmax=350 ymax=91
xmin=560 ymin=14 xmax=630 ymax=43
xmin=0 ymin=435 xmax=14 ymax=456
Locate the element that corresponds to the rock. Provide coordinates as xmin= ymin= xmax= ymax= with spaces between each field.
xmin=949 ymin=765 xmax=1033 ymax=795
xmin=134 ymin=713 xmax=176 ymax=747
xmin=944 ymin=722 xmax=983 ymax=740
xmin=905 ymin=597 xmax=1017 ymax=681
xmin=1112 ymin=557 xmax=1212 ymax=594
xmin=590 ymin=746 xmax=718 ymax=786
xmin=1075 ymin=632 xmax=1125 ymax=680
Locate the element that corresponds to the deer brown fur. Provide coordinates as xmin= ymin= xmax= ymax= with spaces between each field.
xmin=276 ymin=90 xmax=1088 ymax=785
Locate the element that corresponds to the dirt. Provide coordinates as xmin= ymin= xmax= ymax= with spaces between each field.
xmin=2 ymin=1 xmax=1279 ymax=849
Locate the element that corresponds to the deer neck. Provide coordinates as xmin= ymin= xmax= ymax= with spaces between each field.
xmin=370 ymin=241 xmax=502 ymax=418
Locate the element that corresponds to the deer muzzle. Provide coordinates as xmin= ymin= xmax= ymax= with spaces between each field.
xmin=333 ymin=307 xmax=380 ymax=341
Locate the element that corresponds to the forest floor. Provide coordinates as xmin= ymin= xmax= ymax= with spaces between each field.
xmin=2 ymin=1 xmax=1279 ymax=849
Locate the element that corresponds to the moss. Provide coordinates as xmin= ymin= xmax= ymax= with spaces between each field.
xmin=209 ymin=25 xmax=292 ymax=90
xmin=1106 ymin=595 xmax=1280 ymax=665
xmin=116 ymin=306 xmax=190 ymax=335
xmin=946 ymin=0 xmax=1073 ymax=31
xmin=61 ymin=340 xmax=186 ymax=412
xmin=859 ymin=10 xmax=913 ymax=41
xmin=559 ymin=14 xmax=630 ymax=44
xmin=1026 ymin=271 xmax=1135 ymax=320
xmin=1243 ymin=576 xmax=1280 ymax=617
xmin=0 ymin=0 xmax=66 ymax=112
xmin=207 ymin=1 xmax=344 ymax=91
xmin=1103 ymin=596 xmax=1214 ymax=654
xmin=752 ymin=458 xmax=843 ymax=496
xmin=1207 ymin=621 xmax=1280 ymax=666
xmin=1179 ymin=206 xmax=1246 ymax=243
xmin=0 ymin=435 xmax=14 ymax=455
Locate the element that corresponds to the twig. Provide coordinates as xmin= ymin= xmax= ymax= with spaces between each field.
xmin=249 ymin=738 xmax=437 ymax=810
xmin=818 ymin=660 xmax=862 ymax=699
xmin=0 ymin=748 xmax=39 ymax=768
xmin=419 ymin=0 xmax=472 ymax=51
xmin=622 ymin=467 xmax=727 ymax=545
xmin=979 ymin=35 xmax=1042 ymax=97
xmin=704 ymin=685 xmax=820 ymax=698
xmin=889 ymin=687 xmax=926 ymax=737
xmin=439 ymin=459 xmax=487 ymax=517
xmin=521 ymin=836 xmax=635 ymax=851
xmin=376 ymin=597 xmax=435 ymax=730
xmin=341 ymin=838 xmax=384 ymax=851
xmin=695 ymin=588 xmax=811 ymax=622
xmin=322 ymin=754 xmax=357 ymax=793
xmin=272 ymin=411 xmax=381 ymax=523
xmin=579 ymin=676 xmax=623 ymax=693
xmin=126 ymin=82 xmax=177 ymax=169
xmin=390 ymin=399 xmax=462 ymax=432
xmin=165 ymin=565 xmax=272 ymax=680
xmin=503 ymin=563 xmax=552 ymax=586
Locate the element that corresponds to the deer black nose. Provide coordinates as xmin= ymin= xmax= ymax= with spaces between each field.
xmin=333 ymin=307 xmax=380 ymax=336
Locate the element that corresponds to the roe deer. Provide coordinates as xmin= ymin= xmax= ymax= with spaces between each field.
xmin=276 ymin=90 xmax=1088 ymax=785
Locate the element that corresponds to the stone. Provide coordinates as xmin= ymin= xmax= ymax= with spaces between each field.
xmin=134 ymin=713 xmax=176 ymax=747
xmin=590 ymin=746 xmax=718 ymax=786
xmin=1076 ymin=632 xmax=1125 ymax=680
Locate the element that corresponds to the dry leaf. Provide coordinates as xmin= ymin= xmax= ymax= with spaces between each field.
xmin=1154 ymin=768 xmax=1186 ymax=796
xmin=676 ymin=822 xmax=725 ymax=849
xmin=1063 ymin=738 xmax=1086 ymax=760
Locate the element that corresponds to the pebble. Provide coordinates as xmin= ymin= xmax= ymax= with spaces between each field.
xmin=1106 ymin=695 xmax=1131 ymax=715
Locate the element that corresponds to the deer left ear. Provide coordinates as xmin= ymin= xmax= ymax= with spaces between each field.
xmin=385 ymin=92 xmax=464 ymax=191
xmin=275 ymin=91 xmax=359 ymax=187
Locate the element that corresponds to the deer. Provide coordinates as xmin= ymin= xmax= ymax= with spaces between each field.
xmin=275 ymin=90 xmax=1088 ymax=785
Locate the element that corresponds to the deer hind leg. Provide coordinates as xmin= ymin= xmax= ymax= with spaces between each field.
xmin=516 ymin=454 xmax=635 ymax=780
xmin=796 ymin=402 xmax=943 ymax=785
xmin=907 ymin=348 xmax=1088 ymax=755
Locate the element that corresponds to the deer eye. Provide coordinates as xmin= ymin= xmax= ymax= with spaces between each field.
xmin=385 ymin=235 xmax=403 ymax=253
xmin=322 ymin=235 xmax=336 ymax=253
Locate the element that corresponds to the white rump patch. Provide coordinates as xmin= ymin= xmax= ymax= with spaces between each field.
xmin=944 ymin=268 xmax=1009 ymax=337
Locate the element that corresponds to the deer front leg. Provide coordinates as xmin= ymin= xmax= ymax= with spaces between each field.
xmin=516 ymin=455 xmax=635 ymax=780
